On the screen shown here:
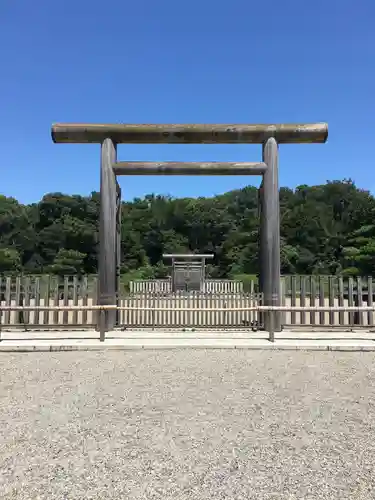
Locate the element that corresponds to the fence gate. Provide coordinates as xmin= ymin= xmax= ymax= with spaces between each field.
xmin=173 ymin=263 xmax=202 ymax=292
xmin=163 ymin=253 xmax=214 ymax=292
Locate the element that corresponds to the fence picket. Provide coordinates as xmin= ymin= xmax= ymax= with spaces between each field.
xmin=309 ymin=276 xmax=316 ymax=325
xmin=33 ymin=277 xmax=40 ymax=325
xmin=63 ymin=277 xmax=69 ymax=325
xmin=328 ymin=276 xmax=334 ymax=325
xmin=319 ymin=277 xmax=325 ymax=325
xmin=357 ymin=277 xmax=363 ymax=326
xmin=43 ymin=276 xmax=51 ymax=325
xmin=82 ymin=277 xmax=88 ymax=325
xmin=291 ymin=276 xmax=296 ymax=325
xmin=4 ymin=277 xmax=12 ymax=325
xmin=24 ymin=277 xmax=31 ymax=325
xmin=348 ymin=277 xmax=354 ymax=326
xmin=338 ymin=276 xmax=344 ymax=325
xmin=15 ymin=276 xmax=22 ymax=325
xmin=0 ymin=276 xmax=2 ymax=327
xmin=300 ymin=277 xmax=306 ymax=325
xmin=3 ymin=274 xmax=375 ymax=330
xmin=72 ymin=276 xmax=78 ymax=324
xmin=53 ymin=277 xmax=59 ymax=324
xmin=368 ymin=277 xmax=373 ymax=327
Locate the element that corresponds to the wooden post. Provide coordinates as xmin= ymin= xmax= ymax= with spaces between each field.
xmin=98 ymin=138 xmax=117 ymax=331
xmin=291 ymin=276 xmax=297 ymax=325
xmin=310 ymin=276 xmax=316 ymax=325
xmin=328 ymin=276 xmax=334 ymax=325
xmin=348 ymin=277 xmax=354 ymax=326
xmin=258 ymin=182 xmax=264 ymax=328
xmin=300 ymin=276 xmax=306 ymax=325
xmin=268 ymin=308 xmax=275 ymax=342
xmin=82 ymin=276 xmax=88 ymax=325
xmin=319 ymin=277 xmax=325 ymax=325
xmin=24 ymin=276 xmax=31 ymax=325
xmin=261 ymin=137 xmax=281 ymax=332
xmin=33 ymin=277 xmax=41 ymax=325
xmin=53 ymin=276 xmax=59 ymax=325
xmin=356 ymin=276 xmax=363 ymax=326
xmin=15 ymin=276 xmax=22 ymax=325
xmin=171 ymin=257 xmax=175 ymax=292
xmin=116 ymin=182 xmax=122 ymax=327
xmin=99 ymin=309 xmax=106 ymax=342
xmin=72 ymin=276 xmax=78 ymax=324
xmin=4 ymin=277 xmax=11 ymax=326
xmin=43 ymin=276 xmax=51 ymax=325
xmin=63 ymin=276 xmax=69 ymax=325
xmin=338 ymin=276 xmax=344 ymax=325
xmin=367 ymin=277 xmax=373 ymax=327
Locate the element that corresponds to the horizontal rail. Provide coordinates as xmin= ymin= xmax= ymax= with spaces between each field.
xmin=51 ymin=123 xmax=328 ymax=144
xmin=0 ymin=305 xmax=258 ymax=312
xmin=1 ymin=305 xmax=375 ymax=312
xmin=163 ymin=253 xmax=214 ymax=259
xmin=1 ymin=304 xmax=372 ymax=343
xmin=259 ymin=306 xmax=375 ymax=312
xmin=113 ymin=162 xmax=267 ymax=176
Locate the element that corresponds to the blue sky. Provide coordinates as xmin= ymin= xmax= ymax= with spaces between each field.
xmin=1 ymin=0 xmax=374 ymax=204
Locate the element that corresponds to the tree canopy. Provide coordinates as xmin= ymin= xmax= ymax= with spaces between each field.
xmin=1 ymin=179 xmax=374 ymax=278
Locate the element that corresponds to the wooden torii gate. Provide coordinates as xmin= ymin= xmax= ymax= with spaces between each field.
xmin=51 ymin=122 xmax=328 ymax=332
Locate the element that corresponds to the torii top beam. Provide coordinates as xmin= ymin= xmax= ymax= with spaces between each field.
xmin=51 ymin=123 xmax=328 ymax=144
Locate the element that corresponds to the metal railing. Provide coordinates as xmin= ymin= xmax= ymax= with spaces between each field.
xmin=2 ymin=304 xmax=375 ymax=343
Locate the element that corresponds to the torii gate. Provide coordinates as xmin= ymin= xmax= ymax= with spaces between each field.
xmin=51 ymin=122 xmax=328 ymax=332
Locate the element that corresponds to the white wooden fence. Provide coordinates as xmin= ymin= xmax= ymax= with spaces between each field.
xmin=129 ymin=279 xmax=243 ymax=294
xmin=1 ymin=275 xmax=375 ymax=329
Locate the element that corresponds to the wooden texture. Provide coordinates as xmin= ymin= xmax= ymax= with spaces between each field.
xmin=258 ymin=181 xmax=265 ymax=327
xmin=367 ymin=277 xmax=373 ymax=326
xmin=119 ymin=292 xmax=260 ymax=328
xmin=15 ymin=277 xmax=22 ymax=324
xmin=4 ymin=277 xmax=11 ymax=325
xmin=300 ymin=277 xmax=306 ymax=325
xmin=319 ymin=277 xmax=326 ymax=325
xmin=291 ymin=276 xmax=297 ymax=324
xmin=357 ymin=276 xmax=363 ymax=326
xmin=82 ymin=276 xmax=88 ymax=325
xmin=99 ymin=138 xmax=118 ymax=330
xmin=24 ymin=277 xmax=30 ymax=324
xmin=338 ymin=277 xmax=344 ymax=325
xmin=113 ymin=162 xmax=267 ymax=176
xmin=53 ymin=277 xmax=59 ymax=324
xmin=309 ymin=276 xmax=316 ymax=325
xmin=43 ymin=276 xmax=50 ymax=325
xmin=1 ymin=275 xmax=374 ymax=329
xmin=63 ymin=277 xmax=69 ymax=325
xmin=33 ymin=277 xmax=40 ymax=325
xmin=328 ymin=276 xmax=334 ymax=325
xmin=116 ymin=182 xmax=122 ymax=326
xmin=261 ymin=137 xmax=281 ymax=332
xmin=163 ymin=254 xmax=214 ymax=260
xmin=51 ymin=123 xmax=328 ymax=144
xmin=72 ymin=276 xmax=78 ymax=324
xmin=348 ymin=277 xmax=354 ymax=325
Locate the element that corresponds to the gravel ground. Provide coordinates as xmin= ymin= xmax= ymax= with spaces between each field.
xmin=0 ymin=351 xmax=375 ymax=500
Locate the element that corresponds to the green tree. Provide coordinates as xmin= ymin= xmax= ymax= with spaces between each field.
xmin=1 ymin=179 xmax=375 ymax=278
xmin=0 ymin=248 xmax=21 ymax=273
xmin=47 ymin=249 xmax=86 ymax=276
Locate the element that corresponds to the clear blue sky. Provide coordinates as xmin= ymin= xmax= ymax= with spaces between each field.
xmin=1 ymin=0 xmax=374 ymax=204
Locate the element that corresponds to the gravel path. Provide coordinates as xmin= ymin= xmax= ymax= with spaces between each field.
xmin=1 ymin=350 xmax=375 ymax=499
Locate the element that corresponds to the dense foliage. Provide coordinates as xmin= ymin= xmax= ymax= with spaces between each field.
xmin=1 ymin=179 xmax=375 ymax=278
